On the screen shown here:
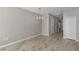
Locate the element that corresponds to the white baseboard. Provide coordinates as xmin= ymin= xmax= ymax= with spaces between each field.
xmin=0 ymin=34 xmax=41 ymax=49
xmin=64 ymin=38 xmax=79 ymax=42
xmin=41 ymin=34 xmax=49 ymax=36
xmin=71 ymin=39 xmax=79 ymax=42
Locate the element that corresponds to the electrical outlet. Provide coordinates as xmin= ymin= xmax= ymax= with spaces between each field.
xmin=3 ymin=37 xmax=9 ymax=40
xmin=5 ymin=37 xmax=9 ymax=40
xmin=0 ymin=34 xmax=9 ymax=41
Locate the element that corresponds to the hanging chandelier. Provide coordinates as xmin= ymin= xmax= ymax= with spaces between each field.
xmin=36 ymin=8 xmax=43 ymax=20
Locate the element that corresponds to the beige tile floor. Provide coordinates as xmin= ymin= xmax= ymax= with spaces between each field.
xmin=0 ymin=32 xmax=79 ymax=51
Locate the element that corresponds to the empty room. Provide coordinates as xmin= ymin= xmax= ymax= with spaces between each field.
xmin=0 ymin=7 xmax=79 ymax=51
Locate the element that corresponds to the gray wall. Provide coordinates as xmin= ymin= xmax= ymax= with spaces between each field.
xmin=42 ymin=14 xmax=49 ymax=36
xmin=49 ymin=14 xmax=54 ymax=35
xmin=0 ymin=7 xmax=42 ymax=45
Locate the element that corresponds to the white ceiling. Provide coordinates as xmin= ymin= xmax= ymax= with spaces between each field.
xmin=22 ymin=7 xmax=78 ymax=17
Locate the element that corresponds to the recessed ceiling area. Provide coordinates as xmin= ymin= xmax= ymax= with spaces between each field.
xmin=21 ymin=7 xmax=78 ymax=18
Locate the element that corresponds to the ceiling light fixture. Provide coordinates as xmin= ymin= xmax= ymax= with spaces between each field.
xmin=36 ymin=8 xmax=43 ymax=20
